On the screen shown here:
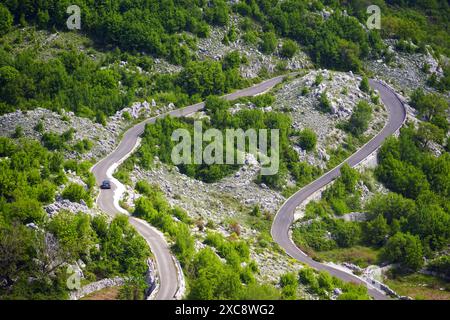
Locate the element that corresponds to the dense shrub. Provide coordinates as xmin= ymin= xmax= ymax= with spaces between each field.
xmin=61 ymin=183 xmax=93 ymax=207
xmin=346 ymin=101 xmax=373 ymax=136
xmin=280 ymin=40 xmax=298 ymax=58
xmin=297 ymin=128 xmax=317 ymax=151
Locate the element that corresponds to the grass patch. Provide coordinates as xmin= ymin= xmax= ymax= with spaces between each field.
xmin=314 ymin=246 xmax=380 ymax=268
xmin=1 ymin=27 xmax=97 ymax=60
xmin=81 ymin=286 xmax=122 ymax=300
xmin=384 ymin=272 xmax=450 ymax=300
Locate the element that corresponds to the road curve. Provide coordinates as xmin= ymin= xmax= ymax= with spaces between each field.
xmin=91 ymin=74 xmax=290 ymax=300
xmin=271 ymin=79 xmax=407 ymax=300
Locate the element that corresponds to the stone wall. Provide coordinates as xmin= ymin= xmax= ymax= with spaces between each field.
xmin=69 ymin=277 xmax=125 ymax=300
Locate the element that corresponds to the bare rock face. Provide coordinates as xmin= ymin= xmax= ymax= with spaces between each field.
xmin=195 ymin=14 xmax=313 ymax=79
xmin=273 ymin=70 xmax=388 ymax=169
xmin=0 ymin=100 xmax=179 ymax=164
xmin=337 ymin=212 xmax=369 ymax=222
xmin=367 ymin=39 xmax=446 ymax=96
xmin=0 ymin=108 xmax=120 ymax=161
xmin=44 ymin=199 xmax=94 ymax=217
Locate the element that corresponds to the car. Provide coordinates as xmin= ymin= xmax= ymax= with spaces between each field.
xmin=100 ymin=180 xmax=111 ymax=189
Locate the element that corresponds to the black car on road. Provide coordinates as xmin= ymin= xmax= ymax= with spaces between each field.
xmin=100 ymin=180 xmax=111 ymax=189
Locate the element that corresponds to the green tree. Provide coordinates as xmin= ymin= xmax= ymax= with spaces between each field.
xmin=410 ymin=90 xmax=448 ymax=122
xmin=222 ymin=51 xmax=241 ymax=70
xmin=42 ymin=132 xmax=64 ymax=151
xmin=204 ymin=0 xmax=229 ymax=26
xmin=347 ymin=101 xmax=372 ymax=136
xmin=298 ymin=128 xmax=317 ymax=151
xmin=48 ymin=211 xmax=95 ymax=261
xmin=239 ymin=283 xmax=280 ymax=300
xmin=280 ymin=40 xmax=298 ymax=58
xmin=61 ymin=183 xmax=92 ymax=207
xmin=367 ymin=192 xmax=416 ymax=224
xmin=118 ymin=280 xmax=145 ymax=300
xmin=376 ymin=157 xmax=430 ymax=199
xmin=260 ymin=32 xmax=277 ymax=54
xmin=188 ymin=248 xmax=243 ymax=300
xmin=340 ymin=163 xmax=359 ymax=192
xmin=0 ymin=4 xmax=13 ymax=36
xmin=317 ymin=271 xmax=334 ymax=291
xmin=383 ymin=232 xmax=424 ymax=271
xmin=172 ymin=224 xmax=195 ymax=267
xmin=280 ymin=272 xmax=298 ymax=300
xmin=406 ymin=204 xmax=450 ymax=251
xmin=4 ymin=198 xmax=46 ymax=224
xmin=0 ymin=66 xmax=22 ymax=105
xmin=427 ymin=256 xmax=450 ymax=279
xmin=0 ymin=224 xmax=34 ymax=291
xmin=332 ymin=220 xmax=361 ymax=248
xmin=365 ymin=214 xmax=390 ymax=246
xmin=416 ymin=122 xmax=445 ymax=149
xmin=359 ymin=76 xmax=370 ymax=93
xmin=298 ymin=268 xmax=317 ymax=287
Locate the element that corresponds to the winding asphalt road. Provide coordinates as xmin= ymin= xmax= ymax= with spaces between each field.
xmin=92 ymin=75 xmax=405 ymax=300
xmin=91 ymin=74 xmax=290 ymax=300
xmin=271 ymin=79 xmax=407 ymax=300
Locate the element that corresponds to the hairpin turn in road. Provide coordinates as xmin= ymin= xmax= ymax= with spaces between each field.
xmin=92 ymin=75 xmax=406 ymax=300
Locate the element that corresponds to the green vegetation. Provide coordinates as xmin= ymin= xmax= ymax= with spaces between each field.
xmin=40 ymin=128 xmax=94 ymax=155
xmin=279 ymin=272 xmax=298 ymax=299
xmin=73 ymin=139 xmax=93 ymax=154
xmin=280 ymin=40 xmax=298 ymax=59
xmin=384 ymin=272 xmax=450 ymax=300
xmin=132 ymin=179 xmax=371 ymax=300
xmin=260 ymin=31 xmax=277 ymax=54
xmin=297 ymin=128 xmax=317 ymax=152
xmin=323 ymin=163 xmax=361 ymax=216
xmin=293 ymin=217 xmax=362 ymax=253
xmin=0 ymin=137 xmax=60 ymax=223
xmin=372 ymin=124 xmax=450 ymax=270
xmin=0 ymin=1 xmax=224 ymax=64
xmin=410 ymin=89 xmax=449 ymax=132
xmin=34 ymin=120 xmax=44 ymax=133
xmin=133 ymin=96 xmax=320 ymax=190
xmin=177 ymin=58 xmax=247 ymax=98
xmin=429 ymin=64 xmax=450 ymax=92
xmin=313 ymin=246 xmax=380 ymax=268
xmin=62 ymin=159 xmax=96 ymax=192
xmin=382 ymin=232 xmax=423 ymax=271
xmin=297 ymin=267 xmax=370 ymax=300
xmin=319 ymin=92 xmax=332 ymax=113
xmin=0 ymin=137 xmax=150 ymax=299
xmin=343 ymin=1 xmax=450 ymax=57
xmin=427 ymin=256 xmax=450 ymax=280
xmin=293 ymin=118 xmax=450 ymax=277
xmin=132 ymin=180 xmax=281 ymax=300
xmin=3 ymin=0 xmax=444 ymax=83
xmin=233 ymin=0 xmax=376 ymax=71
xmin=0 ymin=4 xmax=13 ymax=36
xmin=0 ymin=46 xmax=139 ymax=118
xmin=345 ymin=101 xmax=373 ymax=136
xmin=359 ymin=76 xmax=370 ymax=93
xmin=133 ymin=181 xmax=195 ymax=267
xmin=0 ymin=37 xmax=248 ymax=119
xmin=61 ymin=183 xmax=93 ymax=208
xmin=235 ymin=93 xmax=276 ymax=108
xmin=1 ymin=0 xmax=449 ymax=301
xmin=0 ymin=0 xmax=447 ymax=123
